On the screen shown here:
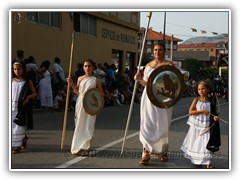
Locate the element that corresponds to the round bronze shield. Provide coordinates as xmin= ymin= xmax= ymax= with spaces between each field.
xmin=147 ymin=65 xmax=185 ymax=108
xmin=83 ymin=88 xmax=104 ymax=115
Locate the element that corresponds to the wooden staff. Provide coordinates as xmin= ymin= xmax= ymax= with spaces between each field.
xmin=61 ymin=31 xmax=75 ymax=149
xmin=120 ymin=12 xmax=152 ymax=154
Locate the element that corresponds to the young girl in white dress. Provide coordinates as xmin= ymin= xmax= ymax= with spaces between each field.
xmin=12 ymin=61 xmax=36 ymax=154
xmin=67 ymin=59 xmax=104 ymax=156
xmin=181 ymin=81 xmax=219 ymax=168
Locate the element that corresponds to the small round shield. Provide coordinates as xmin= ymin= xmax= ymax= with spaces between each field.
xmin=83 ymin=88 xmax=104 ymax=115
xmin=147 ymin=65 xmax=185 ymax=108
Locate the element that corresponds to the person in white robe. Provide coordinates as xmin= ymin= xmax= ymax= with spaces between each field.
xmin=134 ymin=43 xmax=175 ymax=165
xmin=12 ymin=61 xmax=36 ymax=154
xmin=67 ymin=59 xmax=104 ymax=156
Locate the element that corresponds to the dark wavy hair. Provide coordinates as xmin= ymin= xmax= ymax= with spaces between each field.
xmin=193 ymin=80 xmax=213 ymax=96
xmin=83 ymin=59 xmax=95 ymax=67
xmin=40 ymin=60 xmax=51 ymax=69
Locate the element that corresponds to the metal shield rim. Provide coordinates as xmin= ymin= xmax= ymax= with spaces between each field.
xmin=83 ymin=88 xmax=104 ymax=115
xmin=146 ymin=65 xmax=185 ymax=108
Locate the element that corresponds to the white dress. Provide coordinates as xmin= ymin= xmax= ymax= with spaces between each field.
xmin=38 ymin=70 xmax=53 ymax=107
xmin=71 ymin=76 xmax=97 ymax=154
xmin=12 ymin=79 xmax=26 ymax=147
xmin=139 ymin=66 xmax=173 ymax=154
xmin=181 ymin=99 xmax=212 ymax=165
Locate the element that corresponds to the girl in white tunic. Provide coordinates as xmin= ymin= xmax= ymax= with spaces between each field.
xmin=12 ymin=62 xmax=36 ymax=154
xmin=68 ymin=59 xmax=104 ymax=156
xmin=135 ymin=43 xmax=175 ymax=165
xmin=181 ymin=81 xmax=219 ymax=168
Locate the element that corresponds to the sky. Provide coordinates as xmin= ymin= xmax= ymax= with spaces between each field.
xmin=140 ymin=11 xmax=229 ymax=42
xmin=0 ymin=0 xmax=238 ymax=179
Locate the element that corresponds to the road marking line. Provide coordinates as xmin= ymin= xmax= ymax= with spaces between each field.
xmin=55 ymin=115 xmax=187 ymax=168
xmin=56 ymin=102 xmax=228 ymax=168
xmin=56 ymin=132 xmax=139 ymax=168
xmin=172 ymin=115 xmax=188 ymax=122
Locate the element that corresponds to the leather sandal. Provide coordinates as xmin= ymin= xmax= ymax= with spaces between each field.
xmin=71 ymin=149 xmax=83 ymax=156
xmin=12 ymin=147 xmax=21 ymax=154
xmin=206 ymin=164 xmax=215 ymax=168
xmin=21 ymin=135 xmax=28 ymax=149
xmin=160 ymin=152 xmax=168 ymax=162
xmin=139 ymin=149 xmax=150 ymax=165
xmin=80 ymin=149 xmax=89 ymax=156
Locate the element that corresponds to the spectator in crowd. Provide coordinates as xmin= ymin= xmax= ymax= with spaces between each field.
xmin=53 ymin=89 xmax=65 ymax=111
xmin=111 ymin=86 xmax=124 ymax=106
xmin=75 ymin=63 xmax=85 ymax=80
xmin=13 ymin=49 xmax=25 ymax=63
xmin=38 ymin=60 xmax=53 ymax=108
xmin=53 ymin=57 xmax=67 ymax=98
xmin=94 ymin=63 xmax=106 ymax=86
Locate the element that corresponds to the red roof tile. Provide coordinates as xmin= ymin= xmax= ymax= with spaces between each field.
xmin=140 ymin=28 xmax=183 ymax=42
xmin=178 ymin=43 xmax=218 ymax=49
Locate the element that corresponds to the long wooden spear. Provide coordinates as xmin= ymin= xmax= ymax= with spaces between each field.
xmin=120 ymin=12 xmax=152 ymax=154
xmin=61 ymin=31 xmax=75 ymax=149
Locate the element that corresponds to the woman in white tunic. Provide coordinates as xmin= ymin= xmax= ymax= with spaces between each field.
xmin=12 ymin=61 xmax=36 ymax=154
xmin=38 ymin=60 xmax=53 ymax=108
xmin=181 ymin=81 xmax=219 ymax=168
xmin=135 ymin=43 xmax=175 ymax=165
xmin=68 ymin=59 xmax=104 ymax=156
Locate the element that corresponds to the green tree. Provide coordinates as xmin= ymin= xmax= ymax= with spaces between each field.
xmin=205 ymin=66 xmax=218 ymax=78
xmin=183 ymin=58 xmax=204 ymax=80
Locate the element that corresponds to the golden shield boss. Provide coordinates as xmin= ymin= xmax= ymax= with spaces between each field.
xmin=83 ymin=88 xmax=104 ymax=115
xmin=147 ymin=65 xmax=185 ymax=108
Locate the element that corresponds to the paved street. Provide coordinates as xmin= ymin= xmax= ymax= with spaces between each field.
xmin=11 ymin=96 xmax=230 ymax=170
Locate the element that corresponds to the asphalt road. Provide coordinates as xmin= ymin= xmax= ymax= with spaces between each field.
xmin=11 ymin=96 xmax=230 ymax=170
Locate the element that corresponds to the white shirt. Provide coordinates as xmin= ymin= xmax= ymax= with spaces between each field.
xmin=53 ymin=63 xmax=66 ymax=83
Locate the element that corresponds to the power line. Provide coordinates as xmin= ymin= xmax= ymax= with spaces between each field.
xmin=166 ymin=21 xmax=227 ymax=36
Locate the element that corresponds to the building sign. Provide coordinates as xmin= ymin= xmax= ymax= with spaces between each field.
xmin=101 ymin=28 xmax=135 ymax=45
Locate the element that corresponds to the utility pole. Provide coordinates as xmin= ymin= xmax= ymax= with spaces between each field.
xmin=170 ymin=35 xmax=173 ymax=61
xmin=163 ymin=12 xmax=166 ymax=45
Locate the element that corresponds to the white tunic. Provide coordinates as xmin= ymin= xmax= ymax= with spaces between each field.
xmin=71 ymin=76 xmax=97 ymax=154
xmin=12 ymin=79 xmax=26 ymax=147
xmin=181 ymin=99 xmax=212 ymax=165
xmin=139 ymin=66 xmax=173 ymax=154
xmin=38 ymin=70 xmax=53 ymax=107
